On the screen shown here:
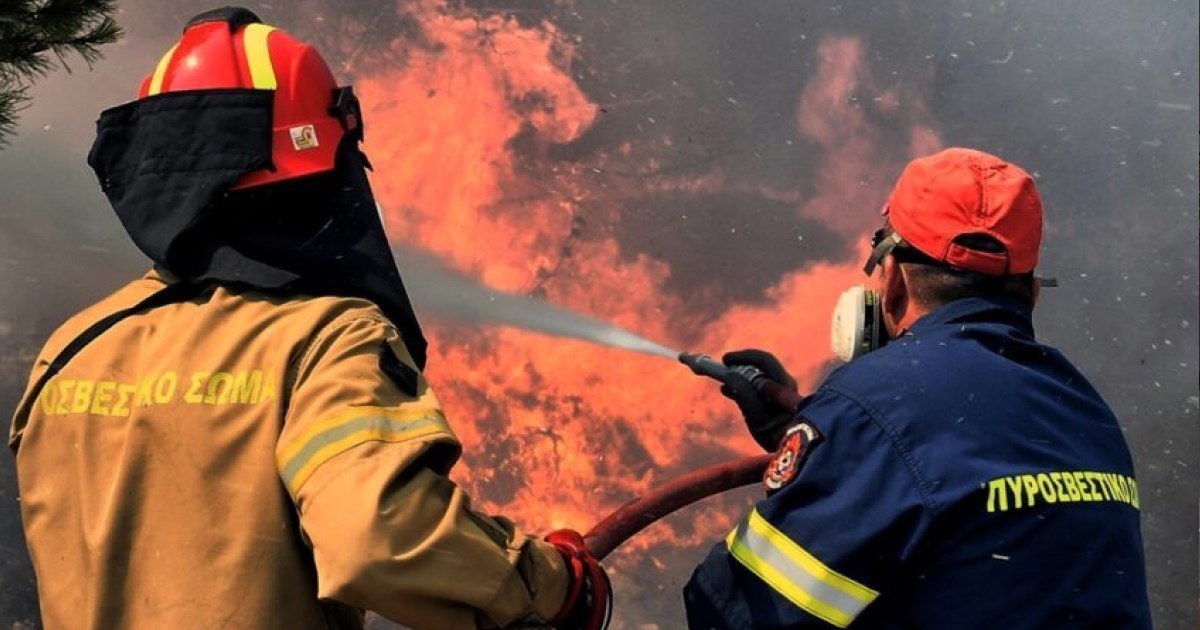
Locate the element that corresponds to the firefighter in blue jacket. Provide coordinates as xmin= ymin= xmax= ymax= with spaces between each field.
xmin=684 ymin=148 xmax=1152 ymax=628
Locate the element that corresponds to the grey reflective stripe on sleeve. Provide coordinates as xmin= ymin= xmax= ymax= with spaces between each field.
xmin=278 ymin=407 xmax=452 ymax=495
xmin=726 ymin=508 xmax=878 ymax=628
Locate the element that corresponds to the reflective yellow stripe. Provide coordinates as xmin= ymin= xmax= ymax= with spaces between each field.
xmin=747 ymin=510 xmax=878 ymax=604
xmin=278 ymin=406 xmax=454 ymax=495
xmin=147 ymin=43 xmax=179 ymax=95
xmin=726 ymin=509 xmax=879 ymax=627
xmin=279 ymin=403 xmax=446 ymax=464
xmin=241 ymin=24 xmax=278 ymax=89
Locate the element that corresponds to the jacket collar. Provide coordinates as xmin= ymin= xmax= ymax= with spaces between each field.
xmin=907 ymin=296 xmax=1035 ymax=337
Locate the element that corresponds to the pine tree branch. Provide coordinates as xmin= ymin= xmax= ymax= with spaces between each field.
xmin=0 ymin=85 xmax=28 ymax=146
xmin=0 ymin=0 xmax=122 ymax=146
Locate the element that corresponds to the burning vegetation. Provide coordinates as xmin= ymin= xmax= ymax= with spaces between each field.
xmin=1 ymin=0 xmax=1196 ymax=628
xmin=339 ymin=2 xmax=943 ymax=621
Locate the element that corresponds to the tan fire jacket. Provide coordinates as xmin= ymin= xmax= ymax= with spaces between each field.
xmin=9 ymin=270 xmax=567 ymax=630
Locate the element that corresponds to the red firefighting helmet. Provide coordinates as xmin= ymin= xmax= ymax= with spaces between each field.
xmin=875 ymin=148 xmax=1043 ymax=276
xmin=137 ymin=7 xmax=363 ymax=189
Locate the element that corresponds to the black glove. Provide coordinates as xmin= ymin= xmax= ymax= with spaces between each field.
xmin=720 ymin=349 xmax=800 ymax=451
xmin=546 ymin=529 xmax=613 ymax=630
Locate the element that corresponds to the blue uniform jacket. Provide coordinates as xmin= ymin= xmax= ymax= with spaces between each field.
xmin=684 ymin=297 xmax=1151 ymax=629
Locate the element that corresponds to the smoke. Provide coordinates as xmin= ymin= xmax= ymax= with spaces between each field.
xmin=1 ymin=1 xmax=1196 ymax=628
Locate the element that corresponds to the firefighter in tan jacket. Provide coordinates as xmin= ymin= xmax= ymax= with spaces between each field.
xmin=9 ymin=8 xmax=611 ymax=630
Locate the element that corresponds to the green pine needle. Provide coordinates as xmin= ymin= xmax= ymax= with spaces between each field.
xmin=0 ymin=0 xmax=122 ymax=145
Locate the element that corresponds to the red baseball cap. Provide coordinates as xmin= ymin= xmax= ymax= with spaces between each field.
xmin=880 ymin=148 xmax=1043 ymax=276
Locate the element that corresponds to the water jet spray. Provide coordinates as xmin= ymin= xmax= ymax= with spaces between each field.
xmin=395 ymin=245 xmax=803 ymax=408
xmin=391 ymin=248 xmax=800 ymax=561
xmin=392 ymin=246 xmax=679 ymax=359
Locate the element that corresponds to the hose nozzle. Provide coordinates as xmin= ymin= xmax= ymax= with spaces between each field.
xmin=680 ymin=350 xmax=803 ymax=412
xmin=679 ymin=352 xmax=731 ymax=381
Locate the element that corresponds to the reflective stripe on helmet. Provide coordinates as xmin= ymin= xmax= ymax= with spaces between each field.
xmin=241 ymin=24 xmax=278 ymax=90
xmin=146 ymin=43 xmax=179 ymax=96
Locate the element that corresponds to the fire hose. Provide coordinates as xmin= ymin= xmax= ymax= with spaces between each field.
xmin=583 ymin=452 xmax=773 ymax=559
xmin=583 ymin=352 xmax=803 ymax=559
xmin=506 ymin=353 xmax=795 ymax=628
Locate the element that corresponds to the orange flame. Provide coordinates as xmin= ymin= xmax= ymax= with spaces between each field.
xmin=361 ymin=0 xmax=597 ymax=293
xmin=358 ymin=0 xmax=940 ymax=576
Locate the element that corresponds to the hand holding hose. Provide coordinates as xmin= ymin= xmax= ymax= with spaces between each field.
xmin=546 ymin=529 xmax=613 ymax=630
xmin=719 ymin=349 xmax=803 ymax=451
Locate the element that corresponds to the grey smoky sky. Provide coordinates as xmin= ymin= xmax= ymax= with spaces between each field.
xmin=1 ymin=1 xmax=1196 ymax=627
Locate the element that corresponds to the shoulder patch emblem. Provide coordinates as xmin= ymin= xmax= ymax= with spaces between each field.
xmin=763 ymin=421 xmax=822 ymax=492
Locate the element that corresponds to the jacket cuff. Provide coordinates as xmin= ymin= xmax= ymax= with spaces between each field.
xmin=480 ymin=537 xmax=569 ymax=627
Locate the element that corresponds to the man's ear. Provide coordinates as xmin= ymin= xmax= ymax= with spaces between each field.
xmin=881 ymin=257 xmax=910 ymax=336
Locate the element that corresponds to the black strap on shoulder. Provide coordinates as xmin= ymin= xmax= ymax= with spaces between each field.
xmin=11 ymin=281 xmax=211 ymax=451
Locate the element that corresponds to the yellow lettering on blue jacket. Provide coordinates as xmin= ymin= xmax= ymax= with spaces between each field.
xmin=986 ymin=479 xmax=1008 ymax=512
xmin=984 ymin=471 xmax=1139 ymax=513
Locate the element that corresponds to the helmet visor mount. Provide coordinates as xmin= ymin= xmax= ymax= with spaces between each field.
xmin=330 ymin=86 xmax=365 ymax=144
